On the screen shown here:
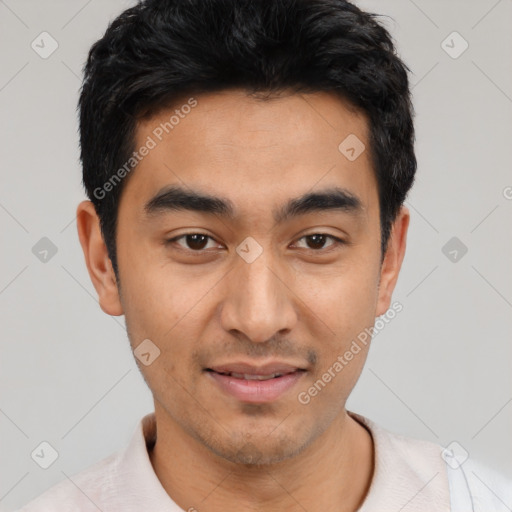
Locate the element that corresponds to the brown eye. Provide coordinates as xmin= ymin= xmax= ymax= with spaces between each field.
xmin=295 ymin=234 xmax=344 ymax=251
xmin=166 ymin=233 xmax=218 ymax=251
xmin=185 ymin=234 xmax=209 ymax=250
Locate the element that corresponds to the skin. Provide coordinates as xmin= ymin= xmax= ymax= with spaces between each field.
xmin=77 ymin=89 xmax=409 ymax=512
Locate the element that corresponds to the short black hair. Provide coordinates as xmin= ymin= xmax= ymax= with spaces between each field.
xmin=79 ymin=0 xmax=416 ymax=278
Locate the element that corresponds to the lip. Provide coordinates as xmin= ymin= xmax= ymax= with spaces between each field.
xmin=205 ymin=363 xmax=307 ymax=403
xmin=207 ymin=361 xmax=306 ymax=376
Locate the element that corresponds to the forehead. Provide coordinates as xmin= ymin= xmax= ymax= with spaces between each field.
xmin=121 ymin=89 xmax=377 ymax=221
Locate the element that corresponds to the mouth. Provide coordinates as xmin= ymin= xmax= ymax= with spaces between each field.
xmin=206 ymin=369 xmax=304 ymax=380
xmin=204 ymin=367 xmax=307 ymax=403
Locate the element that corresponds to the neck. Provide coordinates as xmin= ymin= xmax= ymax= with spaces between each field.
xmin=149 ymin=407 xmax=374 ymax=512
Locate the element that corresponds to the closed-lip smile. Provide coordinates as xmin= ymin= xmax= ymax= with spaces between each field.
xmin=205 ymin=360 xmax=308 ymax=403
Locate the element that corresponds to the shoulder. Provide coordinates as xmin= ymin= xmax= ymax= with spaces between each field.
xmin=16 ymin=413 xmax=172 ymax=512
xmin=453 ymin=457 xmax=512 ymax=512
xmin=350 ymin=411 xmax=512 ymax=512
xmin=16 ymin=452 xmax=119 ymax=512
xmin=351 ymin=411 xmax=449 ymax=475
xmin=350 ymin=412 xmax=452 ymax=511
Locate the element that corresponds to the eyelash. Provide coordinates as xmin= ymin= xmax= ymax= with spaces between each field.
xmin=165 ymin=233 xmax=346 ymax=254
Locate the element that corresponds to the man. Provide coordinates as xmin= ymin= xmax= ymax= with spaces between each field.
xmin=18 ymin=0 xmax=511 ymax=510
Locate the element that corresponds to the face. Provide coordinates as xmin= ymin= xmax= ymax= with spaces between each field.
xmin=78 ymin=89 xmax=408 ymax=465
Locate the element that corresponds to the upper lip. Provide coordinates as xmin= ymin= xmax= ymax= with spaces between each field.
xmin=207 ymin=361 xmax=306 ymax=376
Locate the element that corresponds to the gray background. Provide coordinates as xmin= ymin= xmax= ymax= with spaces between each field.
xmin=1 ymin=0 xmax=511 ymax=510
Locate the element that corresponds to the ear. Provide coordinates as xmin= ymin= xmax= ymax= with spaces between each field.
xmin=76 ymin=200 xmax=124 ymax=316
xmin=375 ymin=205 xmax=410 ymax=317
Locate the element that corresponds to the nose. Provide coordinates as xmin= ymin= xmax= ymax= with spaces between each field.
xmin=220 ymin=249 xmax=298 ymax=343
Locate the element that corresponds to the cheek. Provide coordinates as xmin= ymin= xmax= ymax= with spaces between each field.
xmin=297 ymin=340 xmax=370 ymax=413
xmin=296 ymin=259 xmax=380 ymax=338
xmin=118 ymin=256 xmax=222 ymax=376
xmin=118 ymin=234 xmax=199 ymax=328
xmin=302 ymin=280 xmax=375 ymax=407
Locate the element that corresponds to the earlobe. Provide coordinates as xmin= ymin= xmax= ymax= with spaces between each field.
xmin=375 ymin=206 xmax=410 ymax=317
xmin=76 ymin=200 xmax=124 ymax=316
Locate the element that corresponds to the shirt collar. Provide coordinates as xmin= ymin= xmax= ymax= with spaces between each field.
xmin=349 ymin=411 xmax=450 ymax=512
xmin=112 ymin=413 xmax=182 ymax=510
xmin=114 ymin=411 xmax=450 ymax=512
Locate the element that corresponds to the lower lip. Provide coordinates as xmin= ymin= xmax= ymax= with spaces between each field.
xmin=207 ymin=370 xmax=305 ymax=403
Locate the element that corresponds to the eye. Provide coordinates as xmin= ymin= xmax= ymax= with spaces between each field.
xmin=166 ymin=233 xmax=221 ymax=251
xmin=165 ymin=232 xmax=346 ymax=254
xmin=293 ymin=233 xmax=345 ymax=251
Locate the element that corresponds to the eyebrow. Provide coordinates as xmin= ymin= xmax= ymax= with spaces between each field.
xmin=144 ymin=185 xmax=364 ymax=224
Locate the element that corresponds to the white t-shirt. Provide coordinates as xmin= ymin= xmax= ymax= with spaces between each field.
xmin=17 ymin=411 xmax=512 ymax=511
